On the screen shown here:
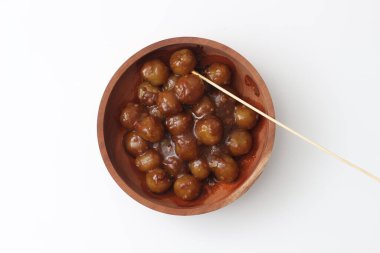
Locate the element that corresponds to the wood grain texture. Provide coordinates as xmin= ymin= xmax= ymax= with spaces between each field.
xmin=97 ymin=37 xmax=276 ymax=215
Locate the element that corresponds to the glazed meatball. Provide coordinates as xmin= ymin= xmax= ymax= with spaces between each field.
xmin=194 ymin=115 xmax=223 ymax=146
xmin=162 ymin=74 xmax=179 ymax=91
xmin=205 ymin=63 xmax=232 ymax=86
xmin=209 ymin=90 xmax=236 ymax=129
xmin=169 ymin=49 xmax=196 ymax=75
xmin=162 ymin=156 xmax=187 ymax=178
xmin=201 ymin=144 xmax=231 ymax=158
xmin=165 ymin=112 xmax=192 ymax=136
xmin=135 ymin=149 xmax=161 ymax=172
xmin=226 ymin=129 xmax=252 ymax=156
xmin=175 ymin=74 xmax=205 ymax=105
xmin=146 ymin=168 xmax=172 ymax=193
xmin=147 ymin=105 xmax=164 ymax=119
xmin=138 ymin=82 xmax=160 ymax=106
xmin=140 ymin=59 xmax=169 ymax=86
xmin=120 ymin=103 xmax=145 ymax=129
xmin=173 ymin=132 xmax=198 ymax=161
xmin=234 ymin=104 xmax=258 ymax=129
xmin=192 ymin=96 xmax=215 ymax=118
xmin=207 ymin=153 xmax=239 ymax=183
xmin=135 ymin=115 xmax=164 ymax=142
xmin=123 ymin=131 xmax=149 ymax=157
xmin=173 ymin=174 xmax=201 ymax=201
xmin=157 ymin=138 xmax=176 ymax=157
xmin=156 ymin=91 xmax=182 ymax=117
xmin=189 ymin=158 xmax=210 ymax=180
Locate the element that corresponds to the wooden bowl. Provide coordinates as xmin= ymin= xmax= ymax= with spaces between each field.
xmin=97 ymin=37 xmax=275 ymax=215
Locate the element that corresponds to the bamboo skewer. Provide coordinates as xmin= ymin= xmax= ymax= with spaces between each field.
xmin=192 ymin=70 xmax=380 ymax=183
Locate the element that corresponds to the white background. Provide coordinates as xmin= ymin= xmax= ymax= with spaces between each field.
xmin=1 ymin=0 xmax=379 ymax=252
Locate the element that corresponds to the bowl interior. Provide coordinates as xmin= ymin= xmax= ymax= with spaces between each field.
xmin=99 ymin=38 xmax=275 ymax=215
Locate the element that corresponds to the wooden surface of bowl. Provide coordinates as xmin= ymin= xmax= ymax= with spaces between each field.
xmin=97 ymin=37 xmax=275 ymax=215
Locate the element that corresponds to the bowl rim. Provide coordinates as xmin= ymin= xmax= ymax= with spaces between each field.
xmin=97 ymin=37 xmax=276 ymax=215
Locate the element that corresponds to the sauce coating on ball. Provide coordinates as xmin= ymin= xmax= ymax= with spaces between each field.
xmin=208 ymin=153 xmax=239 ymax=183
xmin=174 ymin=174 xmax=201 ymax=200
xmin=234 ymin=104 xmax=258 ymax=129
xmin=165 ymin=112 xmax=192 ymax=136
xmin=192 ymin=96 xmax=215 ymax=118
xmin=170 ymin=49 xmax=196 ymax=75
xmin=141 ymin=59 xmax=169 ymax=86
xmin=163 ymin=74 xmax=179 ymax=91
xmin=189 ymin=158 xmax=210 ymax=180
xmin=135 ymin=149 xmax=162 ymax=172
xmin=194 ymin=115 xmax=223 ymax=146
xmin=123 ymin=131 xmax=149 ymax=157
xmin=226 ymin=129 xmax=252 ymax=156
xmin=156 ymin=91 xmax=182 ymax=117
xmin=138 ymin=82 xmax=160 ymax=106
xmin=173 ymin=132 xmax=199 ymax=161
xmin=205 ymin=63 xmax=232 ymax=86
xmin=175 ymin=74 xmax=205 ymax=105
xmin=146 ymin=168 xmax=172 ymax=193
xmin=120 ymin=103 xmax=145 ymax=129
xmin=135 ymin=115 xmax=164 ymax=142
xmin=162 ymin=156 xmax=187 ymax=178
